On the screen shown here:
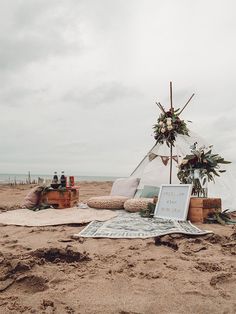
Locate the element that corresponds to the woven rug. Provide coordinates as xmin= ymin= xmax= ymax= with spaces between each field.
xmin=75 ymin=211 xmax=212 ymax=239
xmin=0 ymin=207 xmax=118 ymax=227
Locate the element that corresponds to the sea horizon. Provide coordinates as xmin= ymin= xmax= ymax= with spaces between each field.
xmin=0 ymin=173 xmax=121 ymax=184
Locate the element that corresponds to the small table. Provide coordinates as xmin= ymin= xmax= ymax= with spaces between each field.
xmin=41 ymin=188 xmax=79 ymax=209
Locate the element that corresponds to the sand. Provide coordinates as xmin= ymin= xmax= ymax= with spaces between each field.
xmin=0 ymin=182 xmax=235 ymax=314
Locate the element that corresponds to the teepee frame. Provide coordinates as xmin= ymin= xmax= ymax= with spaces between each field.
xmin=132 ymin=82 xmax=195 ymax=184
xmin=159 ymin=82 xmax=194 ymax=183
xmin=131 ymin=82 xmax=195 ymax=184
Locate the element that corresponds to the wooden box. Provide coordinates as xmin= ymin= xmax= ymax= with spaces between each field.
xmin=41 ymin=189 xmax=79 ymax=209
xmin=187 ymin=197 xmax=221 ymax=223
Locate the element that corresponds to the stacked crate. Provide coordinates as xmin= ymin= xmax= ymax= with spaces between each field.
xmin=188 ymin=197 xmax=221 ymax=223
xmin=41 ymin=189 xmax=79 ymax=209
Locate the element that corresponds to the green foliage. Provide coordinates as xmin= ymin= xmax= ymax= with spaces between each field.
xmin=206 ymin=209 xmax=236 ymax=225
xmin=153 ymin=109 xmax=189 ymax=147
xmin=140 ymin=202 xmax=156 ymax=218
xmin=177 ymin=143 xmax=231 ymax=196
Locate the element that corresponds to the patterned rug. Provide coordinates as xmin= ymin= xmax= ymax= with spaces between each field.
xmin=75 ymin=211 xmax=212 ymax=239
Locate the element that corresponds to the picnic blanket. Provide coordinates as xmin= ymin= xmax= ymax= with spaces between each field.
xmin=75 ymin=211 xmax=212 ymax=239
xmin=0 ymin=207 xmax=118 ymax=227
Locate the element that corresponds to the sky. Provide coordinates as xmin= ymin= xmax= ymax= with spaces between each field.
xmin=0 ymin=0 xmax=236 ymax=177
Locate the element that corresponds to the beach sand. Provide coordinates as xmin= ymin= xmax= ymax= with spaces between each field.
xmin=0 ymin=182 xmax=235 ymax=314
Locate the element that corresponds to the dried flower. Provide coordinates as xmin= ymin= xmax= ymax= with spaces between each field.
xmin=181 ymin=159 xmax=188 ymax=165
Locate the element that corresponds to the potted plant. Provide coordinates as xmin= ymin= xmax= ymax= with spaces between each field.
xmin=177 ymin=143 xmax=231 ymax=197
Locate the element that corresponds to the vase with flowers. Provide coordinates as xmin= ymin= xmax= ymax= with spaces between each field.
xmin=177 ymin=143 xmax=231 ymax=197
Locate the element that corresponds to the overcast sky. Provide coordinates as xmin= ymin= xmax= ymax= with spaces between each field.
xmin=0 ymin=0 xmax=235 ymax=177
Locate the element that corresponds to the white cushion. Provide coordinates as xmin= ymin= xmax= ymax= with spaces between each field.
xmin=110 ymin=177 xmax=140 ymax=198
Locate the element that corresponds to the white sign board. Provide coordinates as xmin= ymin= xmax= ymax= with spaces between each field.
xmin=154 ymin=184 xmax=192 ymax=221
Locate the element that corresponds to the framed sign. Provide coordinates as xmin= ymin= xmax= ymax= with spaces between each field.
xmin=154 ymin=184 xmax=192 ymax=221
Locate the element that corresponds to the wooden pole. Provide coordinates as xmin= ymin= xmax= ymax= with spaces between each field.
xmin=179 ymin=93 xmax=195 ymax=115
xmin=28 ymin=171 xmax=31 ymax=184
xmin=169 ymin=144 xmax=173 ymax=184
xmin=169 ymin=81 xmax=173 ymax=184
xmin=170 ymin=81 xmax=173 ymax=113
xmin=156 ymin=102 xmax=166 ymax=114
xmin=130 ymin=143 xmax=157 ymax=176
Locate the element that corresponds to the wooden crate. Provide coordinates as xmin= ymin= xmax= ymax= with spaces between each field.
xmin=188 ymin=197 xmax=221 ymax=223
xmin=41 ymin=189 xmax=79 ymax=209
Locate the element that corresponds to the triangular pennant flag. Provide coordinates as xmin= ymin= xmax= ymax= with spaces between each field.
xmin=172 ymin=156 xmax=179 ymax=163
xmin=160 ymin=156 xmax=170 ymax=166
xmin=148 ymin=153 xmax=158 ymax=161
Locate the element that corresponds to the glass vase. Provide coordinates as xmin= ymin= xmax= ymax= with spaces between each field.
xmin=191 ymin=169 xmax=208 ymax=198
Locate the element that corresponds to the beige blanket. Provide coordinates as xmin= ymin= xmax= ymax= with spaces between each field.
xmin=0 ymin=207 xmax=118 ymax=226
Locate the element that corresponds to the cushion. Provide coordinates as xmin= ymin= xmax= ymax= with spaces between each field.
xmin=124 ymin=198 xmax=153 ymax=213
xmin=134 ymin=189 xmax=143 ymax=199
xmin=87 ymin=196 xmax=129 ymax=209
xmin=22 ymin=186 xmax=43 ymax=209
xmin=140 ymin=185 xmax=160 ymax=198
xmin=110 ymin=177 xmax=140 ymax=198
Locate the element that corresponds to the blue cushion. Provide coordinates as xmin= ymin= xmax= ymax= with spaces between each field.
xmin=140 ymin=185 xmax=160 ymax=198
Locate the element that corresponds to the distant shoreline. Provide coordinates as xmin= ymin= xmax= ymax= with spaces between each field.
xmin=0 ymin=173 xmax=119 ymax=184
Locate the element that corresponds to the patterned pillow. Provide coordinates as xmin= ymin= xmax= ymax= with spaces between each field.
xmin=87 ymin=196 xmax=129 ymax=209
xmin=124 ymin=198 xmax=153 ymax=212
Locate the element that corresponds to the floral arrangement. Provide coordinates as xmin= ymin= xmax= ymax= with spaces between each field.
xmin=153 ymin=108 xmax=189 ymax=147
xmin=177 ymin=143 xmax=231 ymax=196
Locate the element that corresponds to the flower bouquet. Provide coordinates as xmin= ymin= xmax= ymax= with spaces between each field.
xmin=177 ymin=143 xmax=231 ymax=197
xmin=153 ymin=108 xmax=190 ymax=147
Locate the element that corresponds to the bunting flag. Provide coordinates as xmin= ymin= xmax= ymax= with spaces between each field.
xmin=172 ymin=156 xmax=179 ymax=163
xmin=148 ymin=153 xmax=158 ymax=161
xmin=148 ymin=155 xmax=180 ymax=166
xmin=160 ymin=156 xmax=169 ymax=166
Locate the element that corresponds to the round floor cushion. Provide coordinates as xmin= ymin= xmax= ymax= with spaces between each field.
xmin=124 ymin=198 xmax=153 ymax=212
xmin=87 ymin=196 xmax=129 ymax=209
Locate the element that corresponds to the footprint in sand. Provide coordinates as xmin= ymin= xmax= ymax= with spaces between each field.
xmin=40 ymin=299 xmax=55 ymax=311
xmin=31 ymin=247 xmax=90 ymax=264
xmin=14 ymin=275 xmax=49 ymax=293
xmin=195 ymin=261 xmax=222 ymax=272
xmin=210 ymin=272 xmax=233 ymax=287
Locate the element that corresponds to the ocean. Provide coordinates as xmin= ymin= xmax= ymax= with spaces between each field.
xmin=0 ymin=173 xmax=119 ymax=184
